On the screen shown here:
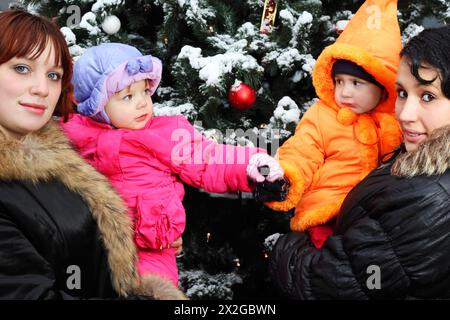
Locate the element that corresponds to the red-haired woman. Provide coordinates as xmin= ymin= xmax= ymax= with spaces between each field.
xmin=0 ymin=10 xmax=185 ymax=300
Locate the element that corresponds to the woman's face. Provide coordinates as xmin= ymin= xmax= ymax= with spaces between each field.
xmin=395 ymin=57 xmax=450 ymax=152
xmin=0 ymin=42 xmax=63 ymax=139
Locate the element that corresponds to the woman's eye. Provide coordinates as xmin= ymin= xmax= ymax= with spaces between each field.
xmin=14 ymin=65 xmax=30 ymax=74
xmin=48 ymin=72 xmax=62 ymax=81
xmin=422 ymin=93 xmax=435 ymax=102
xmin=397 ymin=89 xmax=407 ymax=98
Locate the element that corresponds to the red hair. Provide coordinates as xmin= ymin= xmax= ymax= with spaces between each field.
xmin=0 ymin=10 xmax=74 ymax=121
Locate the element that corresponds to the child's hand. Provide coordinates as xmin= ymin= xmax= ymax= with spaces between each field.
xmin=247 ymin=153 xmax=284 ymax=183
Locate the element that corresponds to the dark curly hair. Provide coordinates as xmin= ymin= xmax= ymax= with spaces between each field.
xmin=401 ymin=25 xmax=450 ymax=99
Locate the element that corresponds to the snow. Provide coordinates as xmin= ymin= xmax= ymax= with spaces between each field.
xmin=267 ymin=96 xmax=308 ymax=140
xmin=248 ymin=38 xmax=277 ymax=52
xmin=402 ymin=23 xmax=425 ymax=44
xmin=302 ymin=54 xmax=316 ymax=74
xmin=298 ymin=11 xmax=314 ymax=25
xmin=280 ymin=9 xmax=313 ymax=28
xmin=178 ymin=45 xmax=263 ymax=88
xmin=156 ymin=86 xmax=175 ymax=97
xmin=178 ymin=46 xmax=203 ymax=67
xmin=276 ymin=48 xmax=302 ymax=70
xmin=153 ymin=102 xmax=198 ymax=119
xmin=279 ymin=9 xmax=295 ymax=25
xmin=91 ymin=0 xmax=123 ymax=12
xmin=79 ymin=12 xmax=101 ymax=36
xmin=264 ymin=233 xmax=282 ymax=251
xmin=26 ymin=2 xmax=40 ymax=14
xmin=336 ymin=20 xmax=349 ymax=32
xmin=291 ymin=70 xmax=303 ymax=83
xmin=198 ymin=60 xmax=228 ymax=86
xmin=305 ymin=0 xmax=322 ymax=6
xmin=69 ymin=45 xmax=86 ymax=61
xmin=245 ymin=0 xmax=265 ymax=7
xmin=60 ymin=27 xmax=76 ymax=46
xmin=184 ymin=0 xmax=216 ymax=27
xmin=262 ymin=49 xmax=315 ymax=75
xmin=237 ymin=22 xmax=258 ymax=37
xmin=262 ymin=50 xmax=281 ymax=65
xmin=208 ymin=34 xmax=236 ymax=51
xmin=273 ymin=96 xmax=301 ymax=125
xmin=178 ymin=269 xmax=243 ymax=300
xmin=290 ymin=11 xmax=313 ymax=47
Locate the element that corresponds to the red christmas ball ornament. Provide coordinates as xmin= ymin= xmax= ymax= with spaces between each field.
xmin=228 ymin=82 xmax=256 ymax=111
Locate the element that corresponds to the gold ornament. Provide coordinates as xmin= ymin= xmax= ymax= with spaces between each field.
xmin=260 ymin=0 xmax=277 ymax=34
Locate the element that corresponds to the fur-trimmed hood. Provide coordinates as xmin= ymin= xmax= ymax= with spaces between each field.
xmin=0 ymin=119 xmax=186 ymax=300
xmin=392 ymin=125 xmax=450 ymax=177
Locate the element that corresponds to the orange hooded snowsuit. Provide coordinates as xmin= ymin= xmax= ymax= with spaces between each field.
xmin=266 ymin=0 xmax=403 ymax=232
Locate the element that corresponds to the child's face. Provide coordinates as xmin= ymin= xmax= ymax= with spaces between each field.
xmin=334 ymin=74 xmax=383 ymax=114
xmin=0 ymin=43 xmax=62 ymax=139
xmin=105 ymin=79 xmax=153 ymax=130
xmin=395 ymin=57 xmax=450 ymax=152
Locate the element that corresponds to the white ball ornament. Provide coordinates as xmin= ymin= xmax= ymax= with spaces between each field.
xmin=101 ymin=15 xmax=121 ymax=35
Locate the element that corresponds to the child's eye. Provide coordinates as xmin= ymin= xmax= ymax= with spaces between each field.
xmin=397 ymin=89 xmax=407 ymax=99
xmin=352 ymin=80 xmax=361 ymax=86
xmin=144 ymin=88 xmax=152 ymax=95
xmin=123 ymin=94 xmax=132 ymax=101
xmin=14 ymin=65 xmax=30 ymax=74
xmin=334 ymin=79 xmax=342 ymax=85
xmin=48 ymin=72 xmax=62 ymax=81
xmin=422 ymin=93 xmax=435 ymax=102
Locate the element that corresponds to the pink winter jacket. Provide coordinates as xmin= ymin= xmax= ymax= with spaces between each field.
xmin=61 ymin=114 xmax=264 ymax=252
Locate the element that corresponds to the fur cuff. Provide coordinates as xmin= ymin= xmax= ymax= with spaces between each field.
xmin=265 ymin=162 xmax=304 ymax=212
xmin=392 ymin=125 xmax=450 ymax=177
xmin=133 ymin=275 xmax=188 ymax=300
xmin=290 ymin=196 xmax=346 ymax=231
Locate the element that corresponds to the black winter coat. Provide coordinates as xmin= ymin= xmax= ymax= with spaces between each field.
xmin=269 ymin=125 xmax=450 ymax=299
xmin=0 ymin=121 xmax=186 ymax=300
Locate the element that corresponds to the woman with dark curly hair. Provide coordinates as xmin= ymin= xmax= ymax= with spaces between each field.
xmin=269 ymin=24 xmax=450 ymax=300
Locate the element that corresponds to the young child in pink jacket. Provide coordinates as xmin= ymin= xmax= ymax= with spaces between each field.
xmin=61 ymin=43 xmax=284 ymax=287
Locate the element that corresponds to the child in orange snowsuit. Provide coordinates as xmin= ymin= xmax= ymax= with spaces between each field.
xmin=266 ymin=0 xmax=403 ymax=248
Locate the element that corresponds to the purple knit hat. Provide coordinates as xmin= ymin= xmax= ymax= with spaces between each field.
xmin=72 ymin=43 xmax=162 ymax=124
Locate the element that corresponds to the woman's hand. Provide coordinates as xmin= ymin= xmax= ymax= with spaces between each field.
xmin=171 ymin=236 xmax=183 ymax=256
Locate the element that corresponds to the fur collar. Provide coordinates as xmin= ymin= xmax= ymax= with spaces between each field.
xmin=0 ymin=120 xmax=186 ymax=299
xmin=392 ymin=125 xmax=450 ymax=177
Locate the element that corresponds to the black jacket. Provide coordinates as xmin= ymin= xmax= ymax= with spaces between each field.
xmin=269 ymin=125 xmax=450 ymax=299
xmin=0 ymin=121 xmax=186 ymax=300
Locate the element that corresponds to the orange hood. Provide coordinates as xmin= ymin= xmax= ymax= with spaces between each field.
xmin=312 ymin=0 xmax=402 ymax=114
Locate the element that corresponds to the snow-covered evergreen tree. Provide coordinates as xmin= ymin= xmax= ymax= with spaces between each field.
xmin=17 ymin=0 xmax=450 ymax=299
